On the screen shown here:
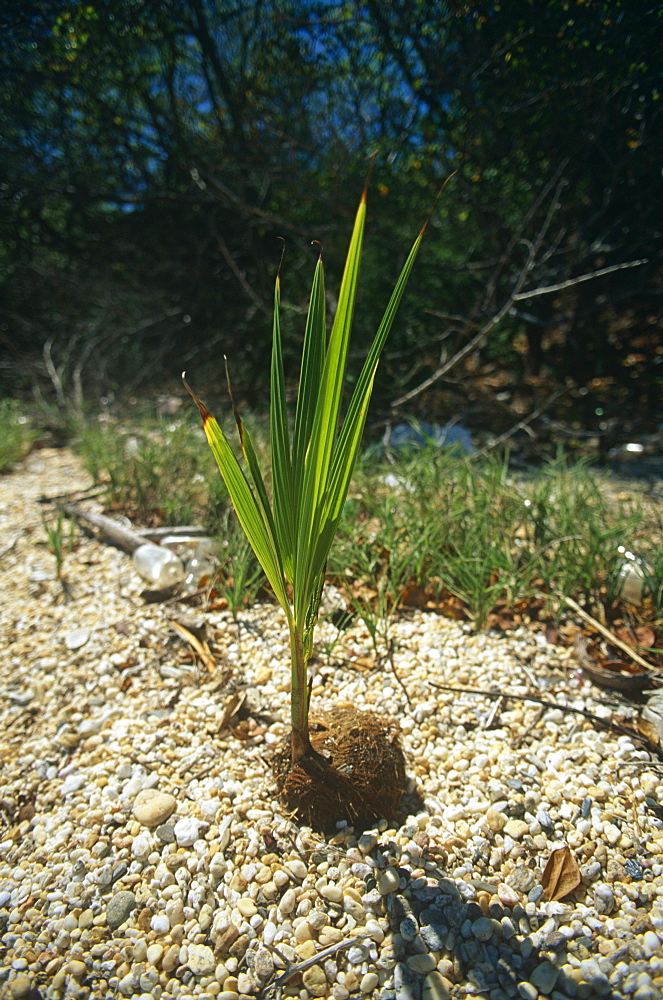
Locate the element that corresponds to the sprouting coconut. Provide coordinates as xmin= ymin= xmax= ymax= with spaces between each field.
xmin=185 ymin=167 xmax=444 ymax=828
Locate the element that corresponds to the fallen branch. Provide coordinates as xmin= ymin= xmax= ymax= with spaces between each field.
xmin=61 ymin=503 xmax=146 ymax=553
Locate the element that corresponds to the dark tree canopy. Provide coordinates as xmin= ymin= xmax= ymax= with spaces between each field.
xmin=1 ymin=0 xmax=661 ymax=428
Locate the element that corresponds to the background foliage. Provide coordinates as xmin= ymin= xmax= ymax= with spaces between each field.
xmin=1 ymin=0 xmax=661 ymax=434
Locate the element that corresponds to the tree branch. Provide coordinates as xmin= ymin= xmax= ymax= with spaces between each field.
xmin=512 ymin=259 xmax=648 ymax=301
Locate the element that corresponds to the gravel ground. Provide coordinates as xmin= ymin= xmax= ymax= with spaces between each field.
xmin=1 ymin=447 xmax=662 ymax=1000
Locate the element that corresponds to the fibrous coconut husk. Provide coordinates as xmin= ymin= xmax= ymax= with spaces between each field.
xmin=272 ymin=703 xmax=406 ymax=830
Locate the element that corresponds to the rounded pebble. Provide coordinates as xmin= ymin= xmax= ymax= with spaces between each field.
xmin=132 ymin=788 xmax=177 ymax=827
xmin=106 ymin=891 xmax=137 ymax=930
xmin=378 ymin=868 xmax=400 ymax=895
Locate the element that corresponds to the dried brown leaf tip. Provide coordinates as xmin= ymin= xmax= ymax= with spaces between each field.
xmin=542 ymin=846 xmax=581 ymax=901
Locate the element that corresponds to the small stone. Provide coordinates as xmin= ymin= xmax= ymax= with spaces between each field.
xmin=237 ymin=972 xmax=254 ymax=993
xmin=319 ymin=926 xmax=343 ymax=946
xmin=140 ymin=969 xmax=159 ymax=991
xmin=106 ymin=891 xmax=137 ymax=930
xmin=133 ymin=789 xmax=177 ymax=827
xmin=151 ymin=913 xmax=170 ymax=934
xmin=594 ymin=884 xmax=615 ymax=915
xmin=67 ymin=960 xmax=87 ymax=979
xmin=365 ymin=918 xmax=385 ymax=943
xmin=285 ymin=859 xmax=307 ymax=879
xmin=279 ymin=888 xmax=297 ymax=913
xmin=61 ymin=772 xmax=85 ymax=795
xmin=604 ymin=823 xmax=621 ymax=846
xmin=378 ymin=868 xmax=400 ymax=895
xmin=504 ymin=820 xmax=529 ymax=840
xmin=237 ymin=898 xmax=257 ymax=917
xmin=471 ymin=916 xmax=494 ymax=942
xmin=173 ymin=816 xmax=202 ymax=845
xmin=498 ymin=883 xmax=520 ymax=907
xmin=643 ymin=931 xmax=661 ymax=957
xmin=545 ymin=931 xmax=568 ymax=952
xmin=530 ymin=961 xmax=559 ymax=994
xmin=361 ymin=972 xmax=379 ymax=993
xmin=320 ymin=883 xmax=343 ymax=903
xmin=528 ymin=884 xmax=544 ymax=903
xmin=302 ymin=964 xmax=328 ymax=997
xmin=400 ymin=916 xmax=418 ymax=942
xmin=162 ymin=943 xmax=181 ymax=972
xmin=8 ymin=975 xmax=33 ymax=999
xmin=517 ymin=983 xmax=538 ymax=1000
xmin=254 ymin=948 xmax=274 ymax=981
xmin=507 ymin=865 xmax=536 ymax=893
xmin=118 ymin=971 xmax=138 ymax=996
xmin=407 ymin=953 xmax=436 ymax=973
xmin=229 ymin=933 xmax=250 ymax=958
xmin=358 ymin=831 xmax=379 ymax=853
xmin=146 ymin=943 xmax=163 ymax=965
xmin=486 ymin=807 xmax=507 ymax=832
xmin=132 ymin=833 xmax=151 ymax=859
xmin=581 ymin=860 xmax=603 ymax=883
xmin=297 ymin=940 xmax=317 ymax=960
xmin=65 ymin=627 xmax=91 ymax=650
xmin=419 ymin=910 xmax=447 ymax=950
xmin=422 ymin=972 xmax=451 ymax=1000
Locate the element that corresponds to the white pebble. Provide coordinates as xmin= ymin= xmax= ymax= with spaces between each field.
xmin=285 ymin=859 xmax=307 ymax=879
xmin=150 ymin=914 xmax=170 ymax=934
xmin=279 ymin=888 xmax=297 ymax=914
xmin=173 ymin=817 xmax=201 ymax=846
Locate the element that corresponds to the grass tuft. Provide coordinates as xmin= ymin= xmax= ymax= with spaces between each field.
xmin=73 ymin=411 xmax=662 ymax=635
xmin=0 ymin=401 xmax=38 ymax=472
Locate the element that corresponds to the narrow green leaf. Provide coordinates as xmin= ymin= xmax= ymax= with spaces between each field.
xmin=294 ymin=194 xmax=367 ymax=614
xmin=326 ymin=229 xmax=426 ymax=527
xmin=292 ymin=256 xmax=325 ymax=492
xmin=224 ymin=358 xmax=278 ymax=553
xmin=270 ymin=274 xmax=295 ymax=578
xmin=183 ymin=378 xmax=290 ymax=614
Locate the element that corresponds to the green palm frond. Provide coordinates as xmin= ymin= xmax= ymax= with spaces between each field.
xmin=185 ymin=174 xmax=434 ymax=747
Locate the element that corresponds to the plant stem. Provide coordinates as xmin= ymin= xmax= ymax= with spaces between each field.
xmin=289 ymin=622 xmax=312 ymax=763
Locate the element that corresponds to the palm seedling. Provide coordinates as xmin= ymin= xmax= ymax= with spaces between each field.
xmin=185 ymin=173 xmax=435 ymax=825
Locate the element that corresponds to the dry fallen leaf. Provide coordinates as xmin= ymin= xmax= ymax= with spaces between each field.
xmin=636 ymin=716 xmax=661 ymax=746
xmin=218 ymin=690 xmax=247 ymax=733
xmin=542 ymin=846 xmax=581 ymax=901
xmin=169 ymin=619 xmax=216 ymax=673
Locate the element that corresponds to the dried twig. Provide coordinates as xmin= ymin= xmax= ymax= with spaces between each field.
xmin=513 ymin=705 xmax=545 ymax=748
xmin=481 ymin=694 xmax=505 ymax=730
xmin=556 ymin=592 xmax=656 ymax=672
xmin=475 ymin=386 xmax=567 ymax=457
xmin=391 ymin=170 xmax=569 ymax=412
xmin=262 ymin=935 xmax=368 ymax=997
xmin=428 ymin=681 xmax=643 ymax=740
xmin=512 ymin=258 xmax=647 ymax=300
xmin=385 ymin=641 xmax=414 ymax=710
